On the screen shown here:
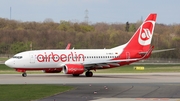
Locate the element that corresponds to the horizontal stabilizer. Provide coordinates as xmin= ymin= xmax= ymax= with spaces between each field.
xmin=152 ymin=48 xmax=175 ymax=53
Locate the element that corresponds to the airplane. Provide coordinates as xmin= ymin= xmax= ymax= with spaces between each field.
xmin=5 ymin=13 xmax=158 ymax=77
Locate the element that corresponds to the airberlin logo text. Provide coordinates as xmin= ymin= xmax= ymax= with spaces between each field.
xmin=37 ymin=52 xmax=85 ymax=62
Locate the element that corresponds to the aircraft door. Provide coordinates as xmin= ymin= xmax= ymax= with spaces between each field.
xmin=29 ymin=53 xmax=35 ymax=63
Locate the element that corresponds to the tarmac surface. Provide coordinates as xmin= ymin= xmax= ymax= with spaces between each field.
xmin=1 ymin=73 xmax=180 ymax=101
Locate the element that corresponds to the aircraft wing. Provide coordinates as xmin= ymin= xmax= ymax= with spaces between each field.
xmin=83 ymin=58 xmax=138 ymax=65
xmin=83 ymin=46 xmax=154 ymax=69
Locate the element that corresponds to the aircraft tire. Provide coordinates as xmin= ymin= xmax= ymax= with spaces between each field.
xmin=85 ymin=71 xmax=93 ymax=77
xmin=22 ymin=73 xmax=27 ymax=77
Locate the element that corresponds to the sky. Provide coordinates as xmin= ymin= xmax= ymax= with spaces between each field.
xmin=0 ymin=0 xmax=179 ymax=24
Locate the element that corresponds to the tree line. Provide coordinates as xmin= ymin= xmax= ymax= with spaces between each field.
xmin=0 ymin=18 xmax=179 ymax=59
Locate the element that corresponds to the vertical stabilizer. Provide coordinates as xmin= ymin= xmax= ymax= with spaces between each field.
xmin=112 ymin=13 xmax=157 ymax=51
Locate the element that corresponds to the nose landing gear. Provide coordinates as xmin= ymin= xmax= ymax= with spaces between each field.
xmin=16 ymin=69 xmax=27 ymax=77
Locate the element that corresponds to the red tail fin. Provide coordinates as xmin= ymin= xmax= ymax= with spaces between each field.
xmin=125 ymin=13 xmax=157 ymax=51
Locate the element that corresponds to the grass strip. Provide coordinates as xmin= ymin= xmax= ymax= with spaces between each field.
xmin=0 ymin=84 xmax=73 ymax=101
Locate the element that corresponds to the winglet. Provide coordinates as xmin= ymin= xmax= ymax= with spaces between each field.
xmin=65 ymin=43 xmax=71 ymax=50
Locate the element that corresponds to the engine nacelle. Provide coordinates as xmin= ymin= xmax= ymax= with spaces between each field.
xmin=43 ymin=68 xmax=62 ymax=73
xmin=63 ymin=64 xmax=85 ymax=74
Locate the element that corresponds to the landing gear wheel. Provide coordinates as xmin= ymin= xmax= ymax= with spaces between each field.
xmin=73 ymin=74 xmax=80 ymax=77
xmin=85 ymin=71 xmax=93 ymax=77
xmin=22 ymin=72 xmax=27 ymax=77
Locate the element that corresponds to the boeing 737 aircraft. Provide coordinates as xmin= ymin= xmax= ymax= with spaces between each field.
xmin=5 ymin=13 xmax=157 ymax=77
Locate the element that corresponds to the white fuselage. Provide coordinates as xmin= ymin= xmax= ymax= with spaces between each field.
xmin=5 ymin=49 xmax=124 ymax=69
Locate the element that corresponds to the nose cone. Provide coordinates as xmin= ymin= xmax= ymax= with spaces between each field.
xmin=5 ymin=59 xmax=13 ymax=68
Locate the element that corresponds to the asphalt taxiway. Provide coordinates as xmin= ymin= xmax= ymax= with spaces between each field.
xmin=1 ymin=73 xmax=180 ymax=101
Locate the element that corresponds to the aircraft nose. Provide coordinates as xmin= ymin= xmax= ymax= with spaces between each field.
xmin=5 ymin=59 xmax=13 ymax=68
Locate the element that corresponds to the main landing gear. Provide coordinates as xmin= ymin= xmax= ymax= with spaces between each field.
xmin=85 ymin=71 xmax=93 ymax=77
xmin=22 ymin=72 xmax=27 ymax=77
xmin=72 ymin=71 xmax=93 ymax=77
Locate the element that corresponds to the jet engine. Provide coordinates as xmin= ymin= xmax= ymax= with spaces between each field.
xmin=63 ymin=64 xmax=85 ymax=74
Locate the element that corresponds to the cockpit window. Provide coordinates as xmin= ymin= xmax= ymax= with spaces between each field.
xmin=13 ymin=56 xmax=23 ymax=59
